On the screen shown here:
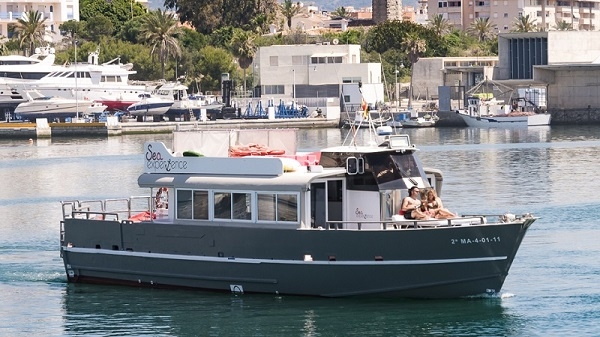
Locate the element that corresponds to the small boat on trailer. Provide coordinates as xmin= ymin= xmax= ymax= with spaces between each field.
xmin=60 ymin=128 xmax=535 ymax=298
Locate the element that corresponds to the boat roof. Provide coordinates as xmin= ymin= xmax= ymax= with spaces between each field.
xmin=138 ymin=167 xmax=346 ymax=191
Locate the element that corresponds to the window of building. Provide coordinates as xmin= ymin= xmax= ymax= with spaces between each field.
xmin=504 ymin=12 xmax=508 ymax=17
xmin=438 ymin=1 xmax=448 ymax=7
xmin=263 ymin=85 xmax=284 ymax=95
xmin=269 ymin=56 xmax=278 ymax=66
xmin=311 ymin=56 xmax=327 ymax=64
xmin=327 ymin=56 xmax=343 ymax=64
xmin=292 ymin=55 xmax=307 ymax=65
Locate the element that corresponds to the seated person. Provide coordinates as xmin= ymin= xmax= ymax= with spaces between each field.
xmin=425 ymin=188 xmax=456 ymax=219
xmin=400 ymin=186 xmax=429 ymax=220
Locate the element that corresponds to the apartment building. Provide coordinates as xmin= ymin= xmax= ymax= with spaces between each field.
xmin=428 ymin=0 xmax=599 ymax=32
xmin=0 ymin=0 xmax=79 ymax=41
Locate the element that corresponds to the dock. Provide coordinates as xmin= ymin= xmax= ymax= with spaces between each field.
xmin=0 ymin=118 xmax=339 ymax=139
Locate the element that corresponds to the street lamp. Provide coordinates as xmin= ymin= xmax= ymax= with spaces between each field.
xmin=396 ymin=63 xmax=404 ymax=109
xmin=292 ymin=69 xmax=296 ymax=103
xmin=74 ymin=40 xmax=79 ymax=120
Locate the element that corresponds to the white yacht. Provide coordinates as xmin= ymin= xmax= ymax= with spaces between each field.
xmin=21 ymin=50 xmax=150 ymax=111
xmin=0 ymin=47 xmax=59 ymax=106
xmin=14 ymin=89 xmax=104 ymax=120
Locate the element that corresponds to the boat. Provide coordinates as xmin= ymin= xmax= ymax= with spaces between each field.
xmin=388 ymin=108 xmax=438 ymax=128
xmin=457 ymin=96 xmax=551 ymax=127
xmin=8 ymin=49 xmax=151 ymax=111
xmin=13 ymin=90 xmax=102 ymax=120
xmin=126 ymin=93 xmax=174 ymax=118
xmin=59 ymin=124 xmax=536 ymax=299
xmin=151 ymin=81 xmax=221 ymax=120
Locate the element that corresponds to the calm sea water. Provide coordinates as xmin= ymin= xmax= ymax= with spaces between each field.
xmin=1 ymin=126 xmax=599 ymax=336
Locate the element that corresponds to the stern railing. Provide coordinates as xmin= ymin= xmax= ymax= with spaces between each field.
xmin=60 ymin=196 xmax=152 ymax=221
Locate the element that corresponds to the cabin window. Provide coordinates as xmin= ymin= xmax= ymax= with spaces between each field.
xmin=214 ymin=192 xmax=252 ymax=220
xmin=176 ymin=189 xmax=193 ymax=219
xmin=193 ymin=190 xmax=209 ymax=220
xmin=214 ymin=192 xmax=232 ymax=219
xmin=257 ymin=193 xmax=298 ymax=222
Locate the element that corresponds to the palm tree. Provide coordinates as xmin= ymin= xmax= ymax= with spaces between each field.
xmin=401 ymin=33 xmax=427 ymax=109
xmin=468 ymin=17 xmax=497 ymax=42
xmin=229 ymin=29 xmax=256 ymax=95
xmin=554 ymin=20 xmax=573 ymax=31
xmin=139 ymin=9 xmax=182 ymax=80
xmin=512 ymin=14 xmax=537 ymax=32
xmin=428 ymin=14 xmax=452 ymax=36
xmin=280 ymin=0 xmax=301 ymax=30
xmin=331 ymin=7 xmax=349 ymax=19
xmin=14 ymin=10 xmax=47 ymax=56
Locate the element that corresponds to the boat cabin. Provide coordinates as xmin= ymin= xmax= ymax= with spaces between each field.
xmin=137 ymin=129 xmax=442 ymax=230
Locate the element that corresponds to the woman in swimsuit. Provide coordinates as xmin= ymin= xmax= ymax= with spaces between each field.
xmin=425 ymin=188 xmax=456 ymax=219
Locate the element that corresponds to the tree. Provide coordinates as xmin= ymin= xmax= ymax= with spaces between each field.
xmin=197 ymin=45 xmax=237 ymax=91
xmin=512 ymin=14 xmax=537 ymax=32
xmin=85 ymin=15 xmax=115 ymax=43
xmin=554 ymin=20 xmax=573 ymax=31
xmin=59 ymin=20 xmax=85 ymax=41
xmin=331 ymin=7 xmax=349 ymax=19
xmin=468 ymin=17 xmax=497 ymax=42
xmin=280 ymin=0 xmax=301 ymax=30
xmin=401 ymin=33 xmax=426 ymax=109
xmin=139 ymin=9 xmax=182 ymax=79
xmin=13 ymin=10 xmax=47 ymax=56
xmin=164 ymin=0 xmax=278 ymax=35
xmin=428 ymin=14 xmax=452 ymax=36
xmin=229 ymin=29 xmax=257 ymax=95
xmin=80 ymin=0 xmax=146 ymax=35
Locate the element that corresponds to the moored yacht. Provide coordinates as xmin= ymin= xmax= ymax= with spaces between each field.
xmin=126 ymin=93 xmax=174 ymax=119
xmin=14 ymin=90 xmax=104 ymax=120
xmin=60 ymin=125 xmax=536 ymax=299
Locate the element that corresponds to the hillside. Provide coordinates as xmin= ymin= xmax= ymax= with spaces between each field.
xmin=304 ymin=0 xmax=418 ymax=11
xmin=150 ymin=0 xmax=419 ymax=12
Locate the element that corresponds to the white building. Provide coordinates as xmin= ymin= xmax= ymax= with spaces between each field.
xmin=0 ymin=0 xmax=79 ymax=42
xmin=253 ymin=44 xmax=384 ymax=119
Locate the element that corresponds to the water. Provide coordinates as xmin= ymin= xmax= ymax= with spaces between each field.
xmin=1 ymin=126 xmax=599 ymax=336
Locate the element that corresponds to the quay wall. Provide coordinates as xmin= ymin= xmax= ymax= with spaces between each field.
xmin=0 ymin=118 xmax=339 ymax=139
xmin=1 ymin=110 xmax=597 ymax=139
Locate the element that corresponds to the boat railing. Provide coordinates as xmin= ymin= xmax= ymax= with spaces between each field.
xmin=60 ymin=196 xmax=152 ymax=221
xmin=325 ymin=216 xmax=487 ymax=230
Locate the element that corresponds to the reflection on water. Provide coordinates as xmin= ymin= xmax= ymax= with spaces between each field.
xmin=61 ymin=284 xmax=522 ymax=337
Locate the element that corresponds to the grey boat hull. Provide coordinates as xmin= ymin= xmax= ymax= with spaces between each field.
xmin=61 ymin=218 xmax=532 ymax=298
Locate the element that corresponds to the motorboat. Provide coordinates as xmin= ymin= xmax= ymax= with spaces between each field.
xmin=151 ymin=81 xmax=219 ymax=120
xmin=457 ymin=96 xmax=551 ymax=127
xmin=401 ymin=115 xmax=438 ymax=128
xmin=126 ymin=93 xmax=174 ymax=118
xmin=59 ymin=124 xmax=536 ymax=298
xmin=14 ymin=90 xmax=100 ymax=120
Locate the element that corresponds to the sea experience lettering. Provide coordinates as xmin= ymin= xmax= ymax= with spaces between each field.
xmin=145 ymin=144 xmax=188 ymax=172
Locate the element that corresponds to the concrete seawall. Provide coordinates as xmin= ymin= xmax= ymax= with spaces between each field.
xmin=0 ymin=118 xmax=339 ymax=139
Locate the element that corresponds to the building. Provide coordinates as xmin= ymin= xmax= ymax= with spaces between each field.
xmin=428 ymin=0 xmax=599 ymax=33
xmin=413 ymin=31 xmax=600 ymax=116
xmin=373 ymin=0 xmax=403 ymax=24
xmin=253 ymin=44 xmax=384 ymax=119
xmin=0 ymin=0 xmax=79 ymax=41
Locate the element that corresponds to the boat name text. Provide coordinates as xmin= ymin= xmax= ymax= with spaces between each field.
xmin=451 ymin=237 xmax=501 ymax=245
xmin=145 ymin=143 xmax=188 ymax=172
xmin=354 ymin=208 xmax=374 ymax=220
